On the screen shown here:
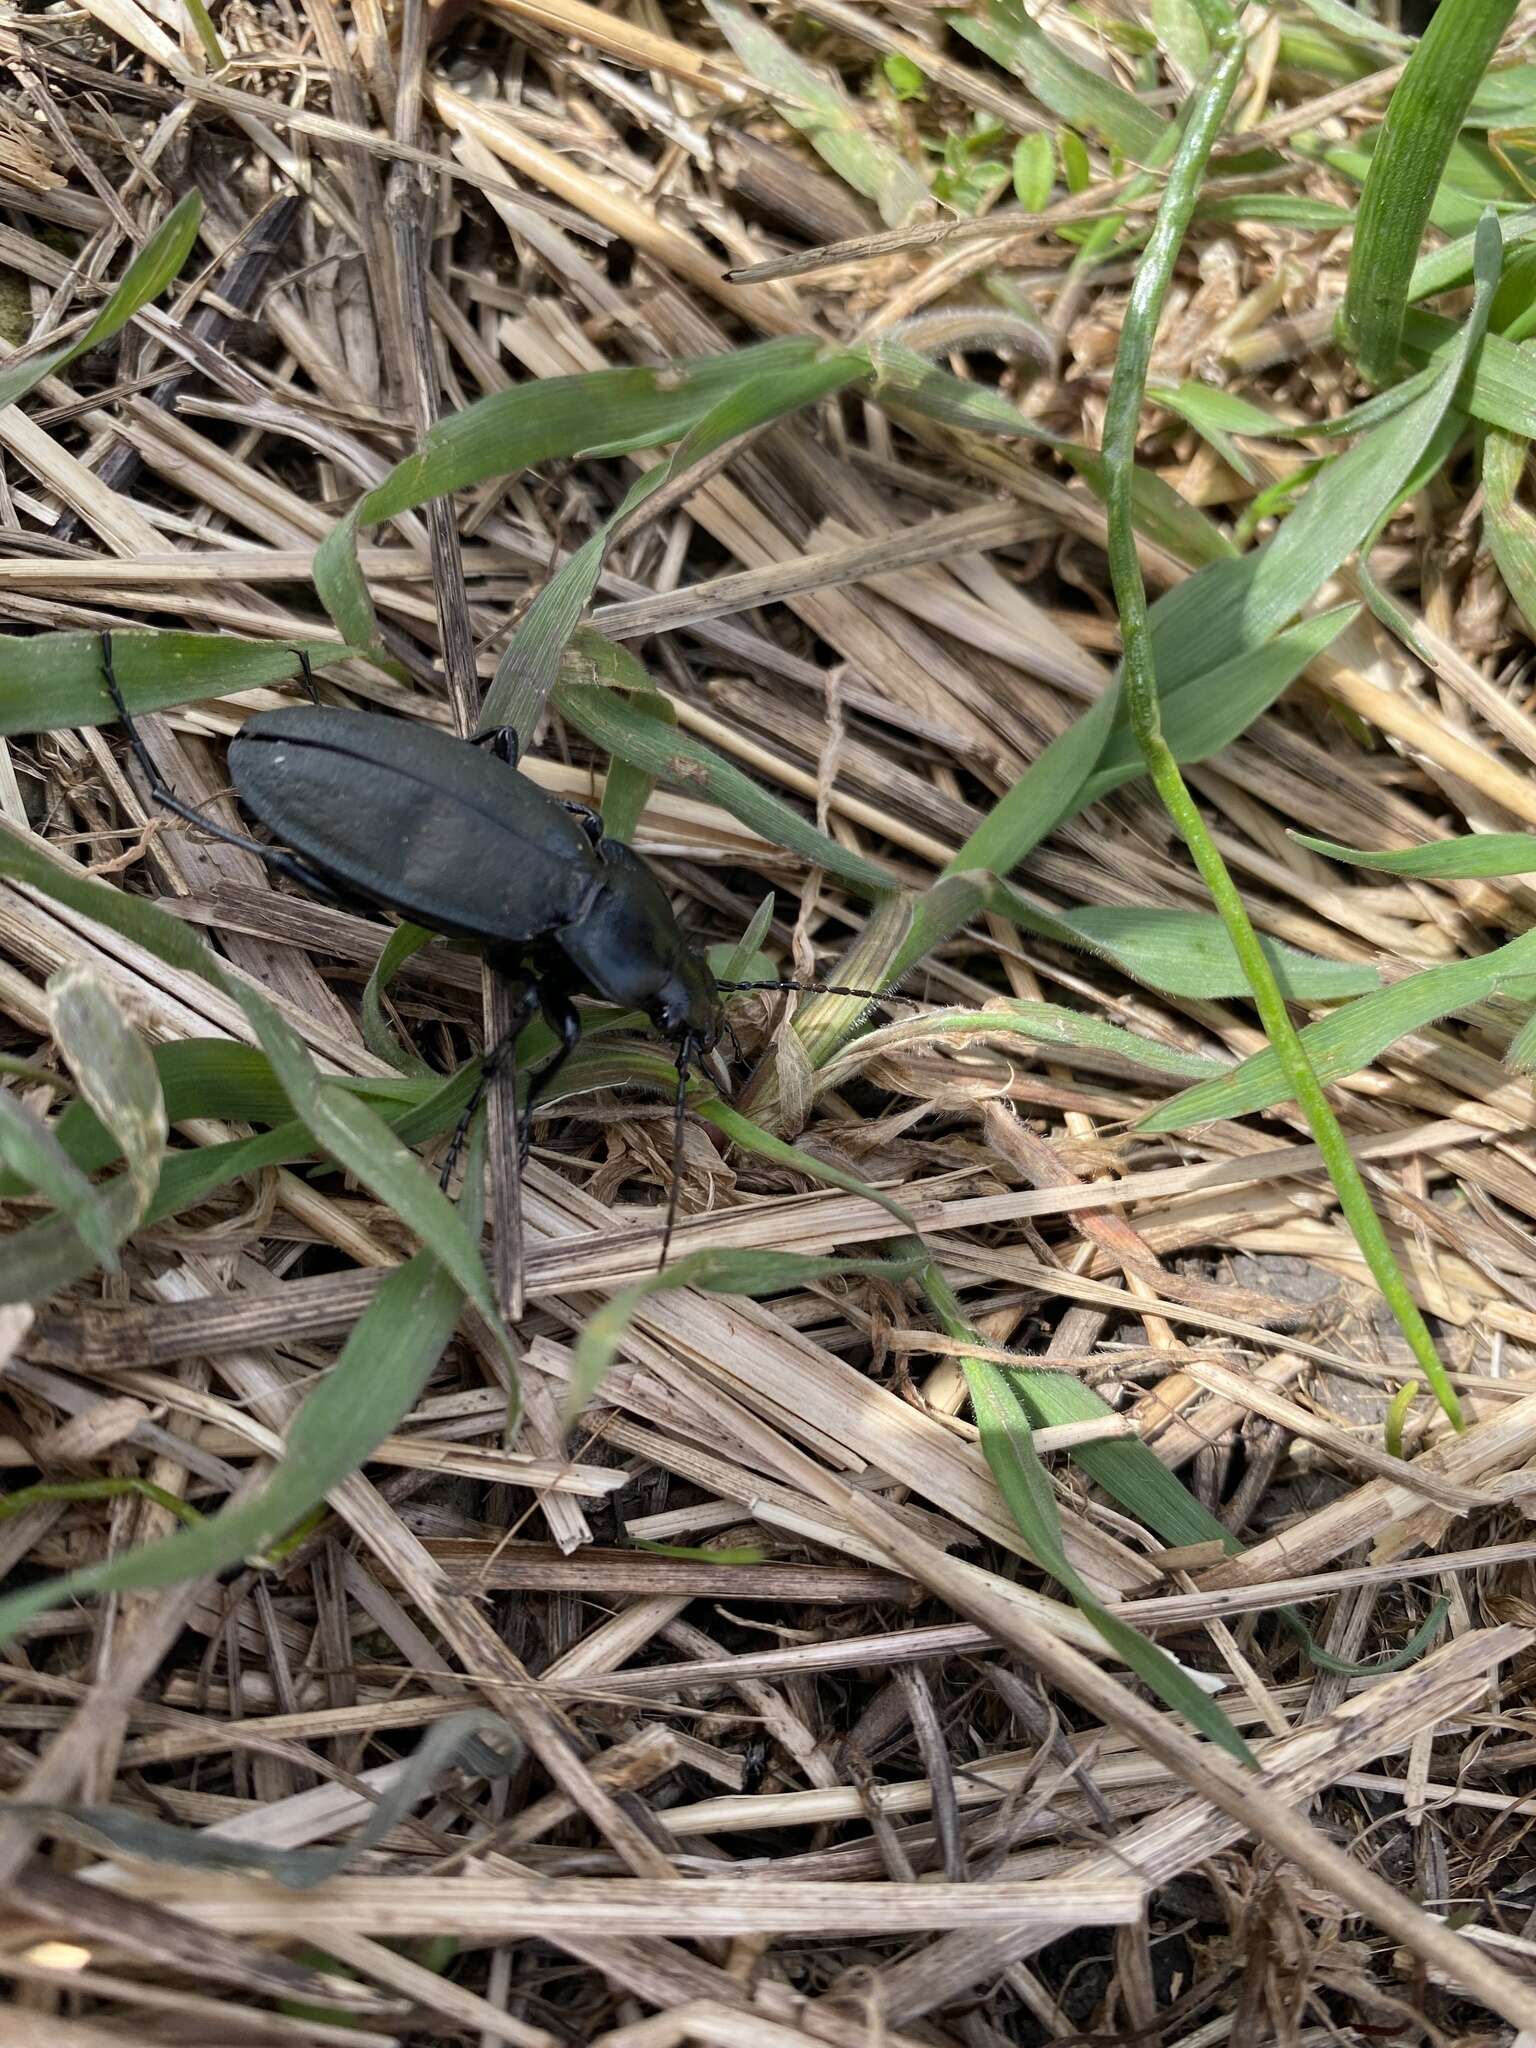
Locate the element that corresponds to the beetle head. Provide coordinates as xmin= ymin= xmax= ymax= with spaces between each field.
xmin=556 ymin=840 xmax=720 ymax=1053
xmin=649 ymin=945 xmax=721 ymax=1053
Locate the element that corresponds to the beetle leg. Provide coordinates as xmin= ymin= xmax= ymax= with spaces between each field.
xmin=97 ymin=633 xmax=340 ymax=899
xmin=559 ymin=803 xmax=605 ymax=848
xmin=523 ymin=982 xmax=582 ymax=1170
xmin=438 ymin=981 xmax=533 ymax=1192
xmin=473 ymin=726 xmax=522 ymax=768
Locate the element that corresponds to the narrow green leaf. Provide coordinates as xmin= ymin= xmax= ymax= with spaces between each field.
xmin=482 ymin=349 xmax=863 ymax=740
xmin=1151 ymin=0 xmax=1210 ymax=77
xmin=1343 ymin=0 xmax=1519 ymax=380
xmin=815 ymin=1000 xmax=1223 ymax=1092
xmin=1294 ymin=827 xmax=1536 ymax=876
xmin=1083 ymin=606 xmax=1360 ymax=804
xmin=0 ymin=1086 xmax=118 ymax=1270
xmin=1196 ymin=194 xmax=1355 ymax=227
xmin=0 ymin=825 xmax=509 ymax=1356
xmin=0 ymin=191 xmax=202 ymax=412
xmin=568 ymin=1248 xmax=925 ymax=1420
xmin=1053 ymin=904 xmax=1380 ymax=1000
xmin=1386 ymin=1376 xmax=1422 ymax=1458
xmin=700 ymin=1098 xmax=919 ymax=1235
xmin=1292 ymin=0 xmax=1412 ymax=50
xmin=361 ymin=924 xmax=438 ymax=1077
xmin=1140 ymin=924 xmax=1536 ymax=1130
xmin=179 ymin=0 xmax=227 ymax=66
xmin=1481 ymin=404 xmax=1536 ymax=633
xmin=2 ymin=1711 xmax=520 ymax=1887
xmin=998 ymin=1355 xmax=1449 ymax=1674
xmin=1148 ymin=266 xmax=1491 ymax=697
xmin=0 ymin=1241 xmax=470 ymax=1643
xmin=312 ymin=338 xmax=833 ymax=661
xmin=0 ymin=1477 xmax=198 ymax=1528
xmin=942 ymin=687 xmax=1121 ymax=883
xmin=948 ymin=0 xmax=1167 ymax=158
xmin=574 ymin=633 xmax=672 ymax=844
xmin=706 ymin=0 xmax=930 ymax=225
xmin=553 ymin=664 xmax=898 ymax=899
xmin=923 ymin=1267 xmax=1254 ymax=1764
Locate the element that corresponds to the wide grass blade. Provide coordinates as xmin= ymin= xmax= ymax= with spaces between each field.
xmin=481 ymin=352 xmax=864 ymax=743
xmin=1342 ymin=0 xmax=1520 ymax=380
xmin=312 ymin=337 xmax=839 ymax=663
xmin=0 ymin=631 xmax=339 ymax=736
xmin=920 ymin=225 xmax=1482 ymax=886
xmin=0 ymin=1086 xmax=119 ymax=1271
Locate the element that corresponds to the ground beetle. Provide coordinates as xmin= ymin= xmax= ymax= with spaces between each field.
xmin=98 ymin=636 xmax=903 ymax=1272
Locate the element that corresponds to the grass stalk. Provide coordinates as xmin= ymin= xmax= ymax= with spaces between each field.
xmin=1099 ymin=12 xmax=1465 ymax=1430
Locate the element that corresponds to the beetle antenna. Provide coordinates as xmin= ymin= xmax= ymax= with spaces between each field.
xmin=716 ymin=978 xmax=921 ymax=1006
xmin=658 ymin=1036 xmax=694 ymax=1273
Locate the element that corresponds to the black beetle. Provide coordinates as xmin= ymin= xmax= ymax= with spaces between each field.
xmin=97 ymin=635 xmax=903 ymax=1273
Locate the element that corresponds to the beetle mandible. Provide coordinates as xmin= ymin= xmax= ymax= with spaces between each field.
xmin=97 ymin=636 xmax=903 ymax=1272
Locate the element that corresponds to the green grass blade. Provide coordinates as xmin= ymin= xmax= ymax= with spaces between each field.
xmin=1140 ymin=924 xmax=1536 ymax=1130
xmin=706 ymin=0 xmax=930 ymax=224
xmin=0 ymin=191 xmax=202 ymax=412
xmin=815 ymin=1000 xmax=1224 ymax=1092
xmin=1292 ymin=0 xmax=1412 ymax=51
xmin=0 ymin=826 xmax=512 ymax=1360
xmin=312 ymin=337 xmax=833 ymax=662
xmin=0 ymin=1239 xmax=471 ymax=1644
xmin=572 ymin=633 xmax=670 ymax=844
xmin=948 ymin=0 xmax=1167 ymax=158
xmin=1082 ymin=606 xmax=1360 ymax=805
xmin=0 ymin=1086 xmax=119 ymax=1271
xmin=568 ymin=1248 xmax=926 ymax=1421
xmin=1099 ymin=0 xmax=1469 ymax=1433
xmin=481 ymin=350 xmax=863 ymax=742
xmin=1481 ymin=407 xmax=1536 ymax=633
xmin=361 ymin=925 xmax=438 ymax=1078
xmin=1034 ymin=899 xmax=1379 ymax=1000
xmin=0 ymin=631 xmax=340 ymax=737
xmin=923 ymin=1266 xmax=1253 ymax=1764
xmin=1343 ymin=0 xmax=1520 ymax=379
xmin=5 ymin=1711 xmax=519 ymax=1888
xmin=996 ymin=1357 xmax=1446 ymax=1675
xmin=553 ymin=657 xmax=898 ymax=899
xmin=1294 ymin=828 xmax=1536 ymax=876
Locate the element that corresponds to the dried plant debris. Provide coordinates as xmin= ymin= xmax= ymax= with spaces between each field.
xmin=5 ymin=0 xmax=1536 ymax=2041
